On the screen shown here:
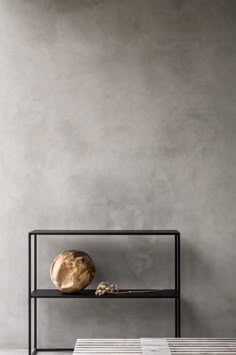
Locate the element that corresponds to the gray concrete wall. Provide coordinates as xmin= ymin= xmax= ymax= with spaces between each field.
xmin=1 ymin=0 xmax=236 ymax=349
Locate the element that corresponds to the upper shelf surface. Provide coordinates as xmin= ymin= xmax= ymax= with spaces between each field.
xmin=29 ymin=230 xmax=180 ymax=235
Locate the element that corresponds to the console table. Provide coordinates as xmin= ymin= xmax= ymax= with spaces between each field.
xmin=28 ymin=230 xmax=181 ymax=354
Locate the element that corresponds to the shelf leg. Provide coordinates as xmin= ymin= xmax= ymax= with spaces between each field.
xmin=28 ymin=299 xmax=32 ymax=354
xmin=175 ymin=233 xmax=181 ymax=337
xmin=178 ymin=297 xmax=181 ymax=337
xmin=175 ymin=298 xmax=177 ymax=337
xmin=34 ymin=235 xmax=37 ymax=349
xmin=28 ymin=233 xmax=32 ymax=355
xmin=178 ymin=233 xmax=181 ymax=337
xmin=175 ymin=297 xmax=181 ymax=337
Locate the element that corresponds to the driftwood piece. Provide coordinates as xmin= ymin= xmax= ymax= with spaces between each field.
xmin=95 ymin=281 xmax=160 ymax=296
xmin=50 ymin=250 xmax=95 ymax=293
xmin=95 ymin=281 xmax=119 ymax=296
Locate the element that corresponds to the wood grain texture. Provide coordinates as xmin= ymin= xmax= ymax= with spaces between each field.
xmin=50 ymin=250 xmax=95 ymax=293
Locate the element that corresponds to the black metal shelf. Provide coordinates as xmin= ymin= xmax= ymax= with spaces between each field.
xmin=28 ymin=229 xmax=181 ymax=354
xmin=31 ymin=289 xmax=178 ymax=299
xmin=29 ymin=229 xmax=179 ymax=235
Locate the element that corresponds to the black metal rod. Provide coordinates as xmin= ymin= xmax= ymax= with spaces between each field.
xmin=175 ymin=234 xmax=177 ymax=337
xmin=34 ymin=235 xmax=37 ymax=289
xmin=34 ymin=235 xmax=37 ymax=349
xmin=177 ymin=233 xmax=181 ymax=337
xmin=174 ymin=233 xmax=181 ymax=337
xmin=175 ymin=235 xmax=177 ymax=291
xmin=175 ymin=298 xmax=177 ymax=337
xmin=28 ymin=233 xmax=31 ymax=355
xmin=36 ymin=348 xmax=74 ymax=352
xmin=29 ymin=229 xmax=179 ymax=236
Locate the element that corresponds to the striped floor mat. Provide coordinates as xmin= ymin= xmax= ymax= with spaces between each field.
xmin=73 ymin=338 xmax=236 ymax=354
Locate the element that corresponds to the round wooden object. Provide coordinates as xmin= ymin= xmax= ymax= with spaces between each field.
xmin=50 ymin=250 xmax=95 ymax=293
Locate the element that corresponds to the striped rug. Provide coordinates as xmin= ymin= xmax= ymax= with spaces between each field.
xmin=73 ymin=338 xmax=236 ymax=354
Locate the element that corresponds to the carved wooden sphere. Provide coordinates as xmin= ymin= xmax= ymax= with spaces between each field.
xmin=50 ymin=250 xmax=95 ymax=293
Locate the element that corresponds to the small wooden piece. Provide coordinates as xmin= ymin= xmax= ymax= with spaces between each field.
xmin=50 ymin=250 xmax=95 ymax=293
xmin=95 ymin=281 xmax=119 ymax=295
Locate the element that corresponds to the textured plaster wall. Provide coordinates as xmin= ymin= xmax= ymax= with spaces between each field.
xmin=1 ymin=0 xmax=236 ymax=349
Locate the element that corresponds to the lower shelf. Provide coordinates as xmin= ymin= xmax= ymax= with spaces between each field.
xmin=31 ymin=289 xmax=178 ymax=299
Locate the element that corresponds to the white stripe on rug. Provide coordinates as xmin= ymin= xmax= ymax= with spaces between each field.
xmin=141 ymin=338 xmax=171 ymax=355
xmin=167 ymin=338 xmax=236 ymax=354
xmin=74 ymin=339 xmax=142 ymax=354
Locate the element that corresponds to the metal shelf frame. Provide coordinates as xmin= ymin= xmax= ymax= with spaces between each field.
xmin=28 ymin=230 xmax=181 ymax=354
